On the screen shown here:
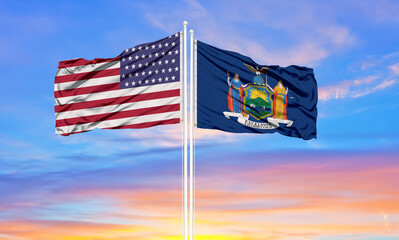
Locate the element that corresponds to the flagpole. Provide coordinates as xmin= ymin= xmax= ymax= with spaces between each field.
xmin=189 ymin=29 xmax=194 ymax=240
xmin=183 ymin=20 xmax=188 ymax=240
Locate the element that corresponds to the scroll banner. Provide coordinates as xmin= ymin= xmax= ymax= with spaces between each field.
xmin=223 ymin=112 xmax=293 ymax=129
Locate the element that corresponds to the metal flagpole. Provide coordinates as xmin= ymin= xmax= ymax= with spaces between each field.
xmin=189 ymin=29 xmax=194 ymax=240
xmin=183 ymin=20 xmax=188 ymax=240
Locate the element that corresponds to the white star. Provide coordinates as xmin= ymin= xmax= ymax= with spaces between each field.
xmin=152 ymin=62 xmax=156 ymax=66
xmin=158 ymin=60 xmax=162 ymax=65
xmin=161 ymin=51 xmax=165 ymax=56
xmin=135 ymin=73 xmax=139 ymax=77
xmin=151 ymin=44 xmax=155 ymax=49
xmin=168 ymin=68 xmax=172 ymax=72
xmin=168 ymin=51 xmax=172 ymax=55
xmin=129 ymin=73 xmax=132 ymax=78
xmin=125 ymin=65 xmax=129 ymax=70
xmin=125 ymin=49 xmax=129 ymax=53
xmin=145 ymin=62 xmax=149 ymax=66
xmin=135 ymin=55 xmax=139 ymax=60
xmin=122 ymin=74 xmax=126 ymax=79
xmin=131 ymin=47 xmax=136 ymax=51
xmin=158 ymin=77 xmax=162 ymax=82
xmin=155 ymin=52 xmax=159 ymax=57
xmin=165 ymin=59 xmax=169 ymax=64
xmin=171 ymin=59 xmax=176 ymax=63
xmin=141 ymin=54 xmax=145 ymax=59
xmin=171 ymin=76 xmax=176 ymax=80
xmin=142 ymin=71 xmax=146 ymax=76
xmin=122 ymin=57 xmax=126 ymax=62
xmin=158 ymin=43 xmax=162 ymax=48
xmin=138 ymin=63 xmax=142 ymax=68
xmin=165 ymin=76 xmax=169 ymax=81
xmin=132 ymin=81 xmax=136 ymax=86
xmin=175 ymin=33 xmax=179 ymax=37
xmin=145 ymin=79 xmax=149 ymax=84
xmin=148 ymin=53 xmax=152 ymax=58
xmin=139 ymin=80 xmax=142 ymax=84
xmin=152 ymin=78 xmax=156 ymax=83
xmin=155 ymin=69 xmax=159 ymax=74
xmin=132 ymin=64 xmax=136 ymax=69
xmin=138 ymin=46 xmax=142 ymax=50
xmin=169 ymin=35 xmax=172 ymax=38
xmin=172 ymin=42 xmax=175 ymax=46
xmin=128 ymin=56 xmax=132 ymax=61
xmin=165 ymin=42 xmax=169 ymax=47
xmin=125 ymin=81 xmax=129 ymax=86
xmin=175 ymin=50 xmax=179 ymax=54
xmin=145 ymin=46 xmax=149 ymax=50
xmin=175 ymin=67 xmax=179 ymax=71
xmin=148 ymin=70 xmax=152 ymax=75
xmin=161 ymin=68 xmax=166 ymax=73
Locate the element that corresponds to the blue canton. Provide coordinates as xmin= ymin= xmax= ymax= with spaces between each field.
xmin=120 ymin=32 xmax=181 ymax=89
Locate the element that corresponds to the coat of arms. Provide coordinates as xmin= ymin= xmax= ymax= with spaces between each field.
xmin=223 ymin=63 xmax=293 ymax=129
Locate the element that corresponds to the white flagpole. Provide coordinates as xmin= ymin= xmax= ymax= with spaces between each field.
xmin=189 ymin=29 xmax=194 ymax=240
xmin=183 ymin=20 xmax=188 ymax=240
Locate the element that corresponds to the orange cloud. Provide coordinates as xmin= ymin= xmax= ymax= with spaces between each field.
xmin=0 ymin=220 xmax=161 ymax=240
xmin=58 ymin=152 xmax=399 ymax=239
xmin=2 ymin=152 xmax=399 ymax=240
xmin=190 ymin=154 xmax=399 ymax=239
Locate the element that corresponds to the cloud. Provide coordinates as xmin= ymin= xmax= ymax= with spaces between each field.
xmin=318 ymin=75 xmax=381 ymax=101
xmin=113 ymin=121 xmax=240 ymax=149
xmin=356 ymin=52 xmax=399 ymax=71
xmin=351 ymin=79 xmax=396 ymax=98
xmin=390 ymin=63 xmax=399 ymax=75
xmin=190 ymin=150 xmax=399 ymax=239
xmin=0 ymin=220 xmax=163 ymax=240
xmin=381 ymin=212 xmax=391 ymax=232
xmin=1 ymin=150 xmax=399 ymax=239
xmin=139 ymin=0 xmax=356 ymax=66
xmin=352 ymin=0 xmax=399 ymax=23
xmin=320 ymin=51 xmax=398 ymax=102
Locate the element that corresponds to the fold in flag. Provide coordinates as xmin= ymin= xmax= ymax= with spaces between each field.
xmin=55 ymin=33 xmax=182 ymax=136
xmin=195 ymin=41 xmax=317 ymax=140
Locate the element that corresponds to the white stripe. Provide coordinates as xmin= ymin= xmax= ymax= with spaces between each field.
xmin=56 ymin=61 xmax=120 ymax=76
xmin=55 ymin=75 xmax=120 ymax=91
xmin=55 ymin=82 xmax=181 ymax=106
xmin=56 ymin=111 xmax=181 ymax=135
xmin=56 ymin=96 xmax=181 ymax=120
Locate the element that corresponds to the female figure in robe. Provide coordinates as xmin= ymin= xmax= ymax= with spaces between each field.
xmin=272 ymin=80 xmax=288 ymax=120
xmin=227 ymin=73 xmax=246 ymax=115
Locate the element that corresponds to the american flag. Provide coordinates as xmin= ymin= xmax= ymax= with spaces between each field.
xmin=54 ymin=32 xmax=182 ymax=136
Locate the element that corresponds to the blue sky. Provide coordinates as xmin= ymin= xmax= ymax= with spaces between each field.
xmin=0 ymin=1 xmax=399 ymax=240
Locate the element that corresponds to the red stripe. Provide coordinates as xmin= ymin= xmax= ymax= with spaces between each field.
xmin=55 ymin=68 xmax=120 ymax=84
xmin=58 ymin=56 xmax=120 ymax=68
xmin=60 ymin=118 xmax=180 ymax=136
xmin=56 ymin=103 xmax=180 ymax=127
xmin=55 ymin=89 xmax=180 ymax=113
xmin=60 ymin=130 xmax=90 ymax=136
xmin=54 ymin=83 xmax=120 ymax=98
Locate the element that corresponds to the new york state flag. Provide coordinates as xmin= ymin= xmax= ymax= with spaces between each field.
xmin=195 ymin=41 xmax=318 ymax=140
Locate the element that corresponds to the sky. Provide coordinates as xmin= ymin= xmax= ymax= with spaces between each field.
xmin=0 ymin=0 xmax=399 ymax=240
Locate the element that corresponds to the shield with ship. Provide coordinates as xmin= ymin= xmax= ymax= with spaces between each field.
xmin=243 ymin=84 xmax=274 ymax=120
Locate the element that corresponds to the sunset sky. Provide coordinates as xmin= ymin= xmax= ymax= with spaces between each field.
xmin=1 ymin=0 xmax=399 ymax=240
